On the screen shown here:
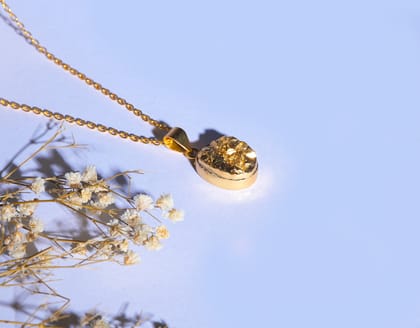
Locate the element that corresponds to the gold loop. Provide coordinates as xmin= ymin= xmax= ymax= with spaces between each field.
xmin=163 ymin=127 xmax=196 ymax=158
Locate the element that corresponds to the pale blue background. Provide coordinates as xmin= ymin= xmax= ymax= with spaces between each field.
xmin=1 ymin=0 xmax=420 ymax=327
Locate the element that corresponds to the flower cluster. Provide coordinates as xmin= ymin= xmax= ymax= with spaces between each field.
xmin=1 ymin=165 xmax=183 ymax=265
xmin=0 ymin=128 xmax=183 ymax=327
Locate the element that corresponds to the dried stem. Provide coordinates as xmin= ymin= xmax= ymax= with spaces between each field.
xmin=0 ymin=127 xmax=182 ymax=326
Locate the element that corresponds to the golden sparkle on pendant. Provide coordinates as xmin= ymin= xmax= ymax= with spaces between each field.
xmin=163 ymin=127 xmax=258 ymax=190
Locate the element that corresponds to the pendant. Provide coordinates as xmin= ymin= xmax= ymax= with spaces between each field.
xmin=163 ymin=127 xmax=258 ymax=190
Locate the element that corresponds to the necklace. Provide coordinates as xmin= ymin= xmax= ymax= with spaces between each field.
xmin=0 ymin=0 xmax=258 ymax=190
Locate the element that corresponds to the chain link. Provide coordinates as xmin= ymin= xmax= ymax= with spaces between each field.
xmin=0 ymin=0 xmax=171 ymax=146
xmin=0 ymin=98 xmax=163 ymax=145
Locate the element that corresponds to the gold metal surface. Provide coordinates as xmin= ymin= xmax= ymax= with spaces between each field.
xmin=163 ymin=127 xmax=196 ymax=158
xmin=0 ymin=98 xmax=163 ymax=145
xmin=195 ymin=136 xmax=258 ymax=190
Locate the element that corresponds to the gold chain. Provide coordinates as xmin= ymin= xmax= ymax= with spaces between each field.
xmin=0 ymin=0 xmax=171 ymax=146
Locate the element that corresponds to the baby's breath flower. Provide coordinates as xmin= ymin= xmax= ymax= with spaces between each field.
xmin=155 ymin=194 xmax=174 ymax=211
xmin=25 ymin=232 xmax=38 ymax=243
xmin=97 ymin=192 xmax=115 ymax=208
xmin=31 ymin=177 xmax=45 ymax=194
xmin=81 ymin=165 xmax=98 ymax=183
xmin=29 ymin=217 xmax=44 ymax=233
xmin=8 ymin=243 xmax=26 ymax=259
xmin=133 ymin=194 xmax=154 ymax=211
xmin=82 ymin=315 xmax=110 ymax=328
xmin=91 ymin=181 xmax=109 ymax=193
xmin=156 ymin=225 xmax=170 ymax=239
xmin=64 ymin=171 xmax=82 ymax=187
xmin=91 ymin=317 xmax=110 ymax=328
xmin=144 ymin=235 xmax=162 ymax=251
xmin=18 ymin=202 xmax=37 ymax=216
xmin=13 ymin=230 xmax=24 ymax=244
xmin=99 ymin=242 xmax=118 ymax=257
xmin=3 ymin=235 xmax=11 ymax=246
xmin=108 ymin=219 xmax=130 ymax=237
xmin=118 ymin=239 xmax=129 ymax=253
xmin=123 ymin=250 xmax=140 ymax=265
xmin=132 ymin=226 xmax=150 ymax=245
xmin=66 ymin=193 xmax=83 ymax=210
xmin=81 ymin=188 xmax=93 ymax=203
xmin=0 ymin=204 xmax=16 ymax=222
xmin=167 ymin=208 xmax=184 ymax=222
xmin=5 ymin=232 xmax=24 ymax=255
xmin=121 ymin=209 xmax=141 ymax=227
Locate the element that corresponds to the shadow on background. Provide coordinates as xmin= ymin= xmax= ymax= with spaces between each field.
xmin=153 ymin=123 xmax=224 ymax=150
xmin=0 ymin=297 xmax=169 ymax=328
xmin=190 ymin=129 xmax=224 ymax=150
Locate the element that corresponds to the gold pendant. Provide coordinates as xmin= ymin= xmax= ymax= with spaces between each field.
xmin=163 ymin=127 xmax=258 ymax=190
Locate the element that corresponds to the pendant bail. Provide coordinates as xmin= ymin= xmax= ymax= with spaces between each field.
xmin=163 ymin=127 xmax=196 ymax=159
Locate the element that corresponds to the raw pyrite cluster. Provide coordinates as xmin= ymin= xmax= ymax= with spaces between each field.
xmin=198 ymin=136 xmax=257 ymax=175
xmin=163 ymin=127 xmax=258 ymax=189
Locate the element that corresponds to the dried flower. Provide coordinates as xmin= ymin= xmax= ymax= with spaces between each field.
xmin=82 ymin=165 xmax=97 ymax=183
xmin=81 ymin=187 xmax=93 ymax=203
xmin=97 ymin=192 xmax=115 ymax=208
xmin=156 ymin=225 xmax=170 ymax=239
xmin=134 ymin=194 xmax=154 ymax=211
xmin=18 ymin=202 xmax=37 ymax=216
xmin=29 ymin=217 xmax=44 ymax=233
xmin=167 ymin=208 xmax=184 ymax=222
xmin=25 ymin=232 xmax=38 ymax=243
xmin=8 ymin=243 xmax=26 ymax=259
xmin=91 ymin=317 xmax=110 ymax=328
xmin=108 ymin=219 xmax=130 ymax=237
xmin=118 ymin=239 xmax=129 ymax=253
xmin=144 ymin=235 xmax=162 ymax=251
xmin=132 ymin=225 xmax=150 ymax=245
xmin=155 ymin=194 xmax=174 ymax=211
xmin=91 ymin=181 xmax=109 ymax=193
xmin=124 ymin=250 xmax=140 ymax=265
xmin=66 ymin=193 xmax=83 ymax=210
xmin=31 ymin=177 xmax=45 ymax=194
xmin=12 ymin=230 xmax=24 ymax=244
xmin=65 ymin=171 xmax=82 ymax=187
xmin=121 ymin=209 xmax=141 ymax=227
xmin=0 ymin=204 xmax=16 ymax=222
xmin=0 ymin=128 xmax=183 ymax=326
